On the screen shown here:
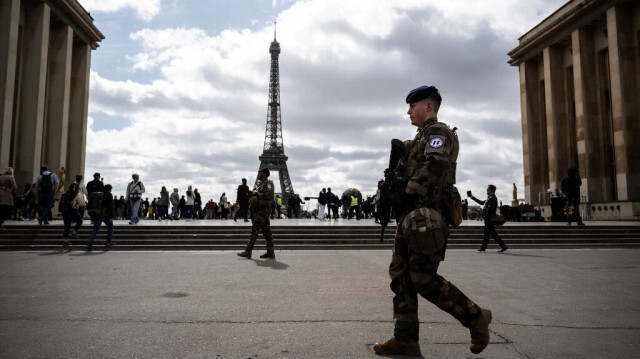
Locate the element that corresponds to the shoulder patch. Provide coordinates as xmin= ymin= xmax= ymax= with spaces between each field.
xmin=429 ymin=137 xmax=444 ymax=148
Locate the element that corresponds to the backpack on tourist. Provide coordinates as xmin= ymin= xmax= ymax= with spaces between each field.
xmin=40 ymin=173 xmax=54 ymax=193
xmin=58 ymin=192 xmax=74 ymax=214
xmin=87 ymin=192 xmax=105 ymax=215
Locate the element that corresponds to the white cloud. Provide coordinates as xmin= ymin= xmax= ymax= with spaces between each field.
xmin=80 ymin=0 xmax=161 ymax=22
xmin=85 ymin=0 xmax=561 ymax=206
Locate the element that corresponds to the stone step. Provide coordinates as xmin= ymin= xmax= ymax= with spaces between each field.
xmin=3 ymin=242 xmax=640 ymax=251
xmin=1 ymin=224 xmax=639 ymax=250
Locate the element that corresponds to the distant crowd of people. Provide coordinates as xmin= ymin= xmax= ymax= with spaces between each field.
xmin=0 ymin=167 xmax=385 ymax=230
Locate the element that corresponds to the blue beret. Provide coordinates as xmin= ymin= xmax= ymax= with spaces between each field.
xmin=406 ymin=85 xmax=441 ymax=104
xmin=258 ymin=168 xmax=270 ymax=176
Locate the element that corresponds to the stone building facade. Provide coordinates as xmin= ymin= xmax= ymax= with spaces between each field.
xmin=0 ymin=0 xmax=103 ymax=190
xmin=509 ymin=0 xmax=639 ymax=220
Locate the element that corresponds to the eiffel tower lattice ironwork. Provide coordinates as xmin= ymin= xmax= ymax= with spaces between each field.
xmin=256 ymin=24 xmax=295 ymax=202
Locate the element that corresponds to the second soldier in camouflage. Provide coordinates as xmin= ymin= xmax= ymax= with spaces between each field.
xmin=237 ymin=168 xmax=276 ymax=259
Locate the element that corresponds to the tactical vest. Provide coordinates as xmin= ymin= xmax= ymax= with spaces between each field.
xmin=255 ymin=180 xmax=275 ymax=213
xmin=400 ymin=119 xmax=459 ymax=190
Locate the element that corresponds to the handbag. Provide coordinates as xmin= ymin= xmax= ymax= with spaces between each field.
xmin=490 ymin=214 xmax=506 ymax=226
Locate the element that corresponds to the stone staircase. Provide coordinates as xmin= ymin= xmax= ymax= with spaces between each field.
xmin=1 ymin=223 xmax=640 ymax=251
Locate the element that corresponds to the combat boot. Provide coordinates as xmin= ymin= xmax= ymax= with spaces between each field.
xmin=237 ymin=250 xmax=252 ymax=259
xmin=373 ymin=338 xmax=421 ymax=357
xmin=469 ymin=308 xmax=492 ymax=354
xmin=259 ymin=250 xmax=275 ymax=259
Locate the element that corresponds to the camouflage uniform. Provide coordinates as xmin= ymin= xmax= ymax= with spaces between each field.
xmin=390 ymin=117 xmax=482 ymax=342
xmin=245 ymin=179 xmax=275 ymax=252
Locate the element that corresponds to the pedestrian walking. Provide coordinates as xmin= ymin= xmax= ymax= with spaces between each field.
xmin=86 ymin=184 xmax=115 ymax=251
xmin=126 ymin=173 xmax=145 ymax=224
xmin=59 ymin=183 xmax=83 ymax=247
xmin=374 ymin=85 xmax=492 ymax=357
xmin=237 ymin=168 xmax=276 ymax=259
xmin=34 ymin=165 xmax=59 ymax=224
xmin=469 ymin=185 xmax=509 ymax=253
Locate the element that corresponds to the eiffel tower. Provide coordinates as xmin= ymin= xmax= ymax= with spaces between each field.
xmin=256 ymin=23 xmax=296 ymax=202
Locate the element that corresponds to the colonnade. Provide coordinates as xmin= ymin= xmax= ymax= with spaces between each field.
xmin=0 ymin=0 xmax=103 ymax=188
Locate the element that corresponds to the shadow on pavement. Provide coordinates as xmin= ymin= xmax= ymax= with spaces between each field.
xmin=68 ymin=250 xmax=108 ymax=256
xmin=253 ymin=258 xmax=289 ymax=270
xmin=370 ymin=347 xmax=425 ymax=359
xmin=500 ymin=252 xmax=550 ymax=258
xmin=38 ymin=249 xmax=72 ymax=256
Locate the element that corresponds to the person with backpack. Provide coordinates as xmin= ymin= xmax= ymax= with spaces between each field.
xmin=34 ymin=165 xmax=59 ymax=225
xmin=20 ymin=183 xmax=35 ymax=220
xmin=327 ymin=188 xmax=339 ymax=220
xmin=125 ymin=173 xmax=145 ymax=225
xmin=86 ymin=172 xmax=104 ymax=195
xmin=59 ymin=183 xmax=83 ymax=247
xmin=86 ymin=184 xmax=114 ymax=251
xmin=74 ymin=174 xmax=88 ymax=219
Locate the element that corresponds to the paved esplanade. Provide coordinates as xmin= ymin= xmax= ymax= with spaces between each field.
xmin=1 ymin=249 xmax=638 ymax=358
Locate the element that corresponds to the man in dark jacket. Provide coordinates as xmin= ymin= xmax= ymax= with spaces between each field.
xmin=234 ymin=178 xmax=250 ymax=222
xmin=326 ymin=188 xmax=339 ymax=220
xmin=317 ymin=188 xmax=327 ymax=220
xmin=86 ymin=173 xmax=104 ymax=194
xmin=469 ymin=185 xmax=508 ymax=253
xmin=290 ymin=194 xmax=304 ymax=218
xmin=561 ymin=168 xmax=584 ymax=225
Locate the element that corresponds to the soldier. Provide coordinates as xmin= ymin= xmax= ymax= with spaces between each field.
xmin=374 ymin=86 xmax=492 ymax=356
xmin=237 ymin=168 xmax=276 ymax=259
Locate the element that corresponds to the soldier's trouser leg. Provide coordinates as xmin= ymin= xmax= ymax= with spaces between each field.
xmin=261 ymin=217 xmax=274 ymax=250
xmin=245 ymin=215 xmax=266 ymax=251
xmin=390 ymin=228 xmax=482 ymax=342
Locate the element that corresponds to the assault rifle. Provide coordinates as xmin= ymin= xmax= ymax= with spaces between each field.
xmin=377 ymin=139 xmax=409 ymax=242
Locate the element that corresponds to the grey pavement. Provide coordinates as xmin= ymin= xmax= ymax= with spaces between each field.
xmin=0 ymin=248 xmax=639 ymax=358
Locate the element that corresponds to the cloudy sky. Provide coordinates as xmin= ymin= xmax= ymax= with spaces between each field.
xmin=80 ymin=0 xmax=564 ymax=205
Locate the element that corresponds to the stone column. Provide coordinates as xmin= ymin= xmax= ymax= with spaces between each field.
xmin=66 ymin=42 xmax=91 ymax=182
xmin=543 ymin=45 xmax=571 ymax=191
xmin=572 ymin=27 xmax=606 ymax=203
xmin=0 ymin=0 xmax=20 ymax=170
xmin=520 ymin=60 xmax=546 ymax=203
xmin=44 ymin=23 xmax=73 ymax=179
xmin=606 ymin=6 xmax=640 ymax=201
xmin=15 ymin=2 xmax=50 ymax=186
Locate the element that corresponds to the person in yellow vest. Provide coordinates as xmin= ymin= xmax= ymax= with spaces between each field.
xmin=348 ymin=194 xmax=360 ymax=220
xmin=276 ymin=195 xmax=282 ymax=219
